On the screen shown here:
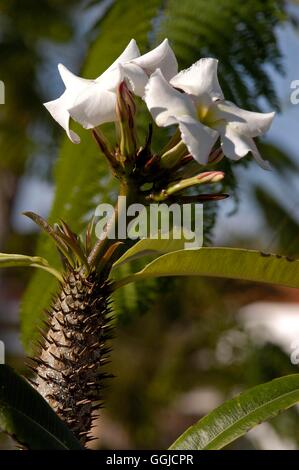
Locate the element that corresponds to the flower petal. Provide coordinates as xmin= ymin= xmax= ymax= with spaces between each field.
xmin=95 ymin=66 xmax=123 ymax=92
xmin=96 ymin=39 xmax=139 ymax=90
xmin=44 ymin=64 xmax=96 ymax=142
xmin=58 ymin=63 xmax=93 ymax=90
xmin=44 ymin=93 xmax=81 ymax=144
xmin=170 ymin=58 xmax=224 ymax=105
xmin=249 ymin=139 xmax=272 ymax=170
xmin=214 ymin=100 xmax=275 ymax=137
xmin=132 ymin=39 xmax=178 ymax=81
xmin=144 ymin=69 xmax=196 ymax=127
xmin=219 ymin=124 xmax=271 ymax=169
xmin=121 ymin=62 xmax=148 ymax=97
xmin=178 ymin=115 xmax=218 ymax=164
xmin=103 ymin=39 xmax=140 ymax=73
xmin=68 ymin=83 xmax=117 ymax=128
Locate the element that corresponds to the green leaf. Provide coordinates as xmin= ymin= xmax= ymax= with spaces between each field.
xmin=0 ymin=365 xmax=82 ymax=450
xmin=0 ymin=253 xmax=62 ymax=282
xmin=170 ymin=374 xmax=299 ymax=450
xmin=113 ymin=247 xmax=299 ymax=289
xmin=113 ymin=231 xmax=188 ymax=268
xmin=23 ymin=212 xmax=73 ymax=264
xmin=0 ymin=253 xmax=48 ymax=268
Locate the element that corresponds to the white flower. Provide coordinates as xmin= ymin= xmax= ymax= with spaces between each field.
xmin=44 ymin=39 xmax=177 ymax=143
xmin=144 ymin=59 xmax=275 ymax=169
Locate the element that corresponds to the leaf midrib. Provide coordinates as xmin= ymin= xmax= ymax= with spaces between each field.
xmin=180 ymin=387 xmax=299 ymax=450
xmin=0 ymin=403 xmax=69 ymax=449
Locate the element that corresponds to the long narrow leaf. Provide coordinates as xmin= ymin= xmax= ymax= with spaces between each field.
xmin=23 ymin=212 xmax=73 ymax=265
xmin=0 ymin=366 xmax=82 ymax=450
xmin=0 ymin=253 xmax=62 ymax=282
xmin=113 ymin=232 xmax=189 ymax=268
xmin=170 ymin=374 xmax=299 ymax=450
xmin=113 ymin=247 xmax=299 ymax=290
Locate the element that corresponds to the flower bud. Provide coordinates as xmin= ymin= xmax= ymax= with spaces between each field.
xmin=150 ymin=171 xmax=224 ymax=201
xmin=116 ymin=81 xmax=137 ymax=163
xmin=160 ymin=140 xmax=188 ymax=168
xmin=208 ymin=147 xmax=224 ymax=164
xmin=166 ymin=171 xmax=224 ymax=195
xmin=196 ymin=171 xmax=224 ymax=184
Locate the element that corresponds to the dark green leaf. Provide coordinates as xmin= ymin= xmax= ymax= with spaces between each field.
xmin=0 ymin=365 xmax=82 ymax=450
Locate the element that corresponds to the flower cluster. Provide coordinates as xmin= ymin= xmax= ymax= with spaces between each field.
xmin=45 ymin=38 xmax=274 ymax=170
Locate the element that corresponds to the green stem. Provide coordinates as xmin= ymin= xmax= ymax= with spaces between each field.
xmin=160 ymin=140 xmax=188 ymax=168
xmin=87 ymin=181 xmax=139 ymax=270
xmin=160 ymin=128 xmax=181 ymax=155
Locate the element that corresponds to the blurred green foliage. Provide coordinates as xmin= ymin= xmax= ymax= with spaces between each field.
xmin=0 ymin=0 xmax=80 ymax=174
xmin=105 ymin=277 xmax=299 ymax=448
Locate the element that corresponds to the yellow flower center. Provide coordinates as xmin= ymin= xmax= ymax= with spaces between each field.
xmin=197 ymin=104 xmax=219 ymax=127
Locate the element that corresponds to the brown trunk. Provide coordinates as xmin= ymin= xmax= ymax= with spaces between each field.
xmin=32 ymin=270 xmax=113 ymax=446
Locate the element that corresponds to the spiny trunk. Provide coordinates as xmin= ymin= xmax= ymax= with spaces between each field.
xmin=31 ymin=270 xmax=113 ymax=446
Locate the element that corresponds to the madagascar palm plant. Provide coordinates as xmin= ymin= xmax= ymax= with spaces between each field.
xmin=1 ymin=0 xmax=299 ymax=450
